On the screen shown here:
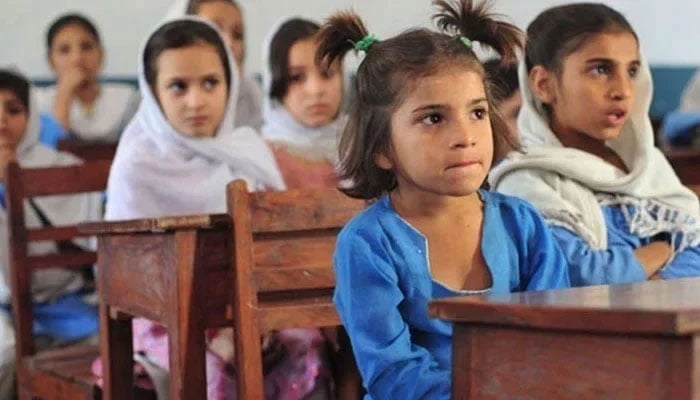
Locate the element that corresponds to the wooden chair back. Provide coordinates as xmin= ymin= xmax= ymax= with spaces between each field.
xmin=666 ymin=148 xmax=700 ymax=194
xmin=57 ymin=139 xmax=117 ymax=161
xmin=227 ymin=179 xmax=366 ymax=399
xmin=5 ymin=159 xmax=120 ymax=399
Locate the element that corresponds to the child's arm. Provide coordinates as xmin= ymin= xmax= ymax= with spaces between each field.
xmin=334 ymin=230 xmax=451 ymax=400
xmin=550 ymin=226 xmax=652 ymax=286
xmin=519 ymin=205 xmax=571 ymax=291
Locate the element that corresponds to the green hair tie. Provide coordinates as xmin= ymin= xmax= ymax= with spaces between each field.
xmin=354 ymin=34 xmax=379 ymax=52
xmin=459 ymin=35 xmax=473 ymax=49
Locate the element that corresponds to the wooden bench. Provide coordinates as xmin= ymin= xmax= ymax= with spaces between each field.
xmin=227 ymin=180 xmax=365 ymax=399
xmin=430 ymin=278 xmax=700 ymax=400
xmin=6 ymin=160 xmax=154 ymax=399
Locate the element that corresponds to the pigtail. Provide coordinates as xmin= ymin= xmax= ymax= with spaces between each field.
xmin=433 ymin=0 xmax=523 ymax=65
xmin=316 ymin=11 xmax=371 ymax=69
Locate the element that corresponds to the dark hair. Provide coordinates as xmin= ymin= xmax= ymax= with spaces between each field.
xmin=187 ymin=0 xmax=240 ymax=14
xmin=143 ymin=19 xmax=232 ymax=91
xmin=483 ymin=59 xmax=518 ymax=104
xmin=317 ymin=0 xmax=523 ymax=199
xmin=46 ymin=13 xmax=101 ymax=52
xmin=268 ymin=18 xmax=320 ymax=101
xmin=525 ymin=3 xmax=637 ymax=73
xmin=0 ymin=70 xmax=29 ymax=110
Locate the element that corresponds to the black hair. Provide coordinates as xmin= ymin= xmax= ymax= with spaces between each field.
xmin=0 ymin=70 xmax=30 ymax=110
xmin=268 ymin=18 xmax=320 ymax=101
xmin=143 ymin=19 xmax=232 ymax=91
xmin=317 ymin=0 xmax=523 ymax=199
xmin=483 ymin=59 xmax=519 ymax=103
xmin=525 ymin=3 xmax=638 ymax=73
xmin=46 ymin=13 xmax=101 ymax=52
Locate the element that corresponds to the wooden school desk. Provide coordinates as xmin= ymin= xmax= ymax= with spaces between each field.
xmin=80 ymin=214 xmax=231 ymax=400
xmin=429 ymin=278 xmax=700 ymax=400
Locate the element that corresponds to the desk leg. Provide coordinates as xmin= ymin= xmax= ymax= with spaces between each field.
xmin=100 ymin=304 xmax=133 ymax=400
xmin=452 ymin=324 xmax=474 ymax=400
xmin=167 ymin=230 xmax=207 ymax=399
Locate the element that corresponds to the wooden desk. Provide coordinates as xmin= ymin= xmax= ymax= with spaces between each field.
xmin=429 ymin=278 xmax=700 ymax=400
xmin=666 ymin=148 xmax=700 ymax=194
xmin=80 ymin=214 xmax=231 ymax=400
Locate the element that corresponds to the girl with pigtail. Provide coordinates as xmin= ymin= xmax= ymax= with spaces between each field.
xmin=318 ymin=0 xmax=570 ymax=398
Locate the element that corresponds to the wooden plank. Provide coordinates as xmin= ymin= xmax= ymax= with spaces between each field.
xmin=27 ymin=252 xmax=96 ymax=270
xmin=258 ymin=302 xmax=339 ymax=332
xmin=79 ymin=214 xmax=230 ymax=235
xmin=255 ymin=267 xmax=335 ymax=292
xmin=20 ymin=160 xmax=111 ymax=196
xmin=249 ymin=188 xmax=365 ymax=233
xmin=27 ymin=226 xmax=93 ymax=242
xmin=430 ymin=278 xmax=700 ymax=335
xmin=455 ymin=325 xmax=693 ymax=400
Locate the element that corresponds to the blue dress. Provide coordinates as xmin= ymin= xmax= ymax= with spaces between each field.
xmin=552 ymin=206 xmax=700 ymax=287
xmin=333 ymin=191 xmax=570 ymax=400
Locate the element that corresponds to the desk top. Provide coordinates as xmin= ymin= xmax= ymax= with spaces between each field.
xmin=429 ymin=278 xmax=700 ymax=335
xmin=78 ymin=213 xmax=230 ymax=235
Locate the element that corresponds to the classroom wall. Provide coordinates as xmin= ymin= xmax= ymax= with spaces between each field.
xmin=1 ymin=0 xmax=699 ymax=80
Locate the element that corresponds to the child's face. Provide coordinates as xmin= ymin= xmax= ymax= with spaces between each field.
xmin=197 ymin=1 xmax=245 ymax=70
xmin=282 ymin=38 xmax=343 ymax=128
xmin=155 ymin=43 xmax=228 ymax=138
xmin=531 ymin=31 xmax=640 ymax=143
xmin=0 ymin=90 xmax=28 ymax=149
xmin=49 ymin=24 xmax=103 ymax=83
xmin=379 ymin=68 xmax=493 ymax=198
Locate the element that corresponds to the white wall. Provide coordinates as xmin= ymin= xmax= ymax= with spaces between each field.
xmin=0 ymin=0 xmax=697 ymax=79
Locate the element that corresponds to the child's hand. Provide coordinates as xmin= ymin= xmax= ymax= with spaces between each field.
xmin=57 ymin=67 xmax=86 ymax=96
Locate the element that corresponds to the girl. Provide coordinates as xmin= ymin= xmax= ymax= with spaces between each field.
xmin=489 ymin=3 xmax=700 ymax=286
xmin=262 ymin=17 xmax=346 ymax=189
xmin=317 ymin=1 xmax=570 ymax=398
xmin=166 ymin=0 xmax=264 ymax=130
xmin=36 ymin=13 xmax=138 ymax=143
xmin=102 ymin=17 xmax=327 ymax=399
xmin=0 ymin=69 xmax=102 ymax=399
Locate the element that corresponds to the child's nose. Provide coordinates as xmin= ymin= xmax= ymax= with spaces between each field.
xmin=450 ymin=116 xmax=477 ymax=148
xmin=186 ymin=88 xmax=206 ymax=108
xmin=306 ymin=74 xmax=325 ymax=96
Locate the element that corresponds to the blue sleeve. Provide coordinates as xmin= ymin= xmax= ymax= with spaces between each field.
xmin=550 ymin=226 xmax=647 ymax=286
xmin=39 ymin=113 xmax=67 ymax=148
xmin=333 ymin=229 xmax=450 ymax=400
xmin=658 ymin=244 xmax=700 ymax=279
xmin=520 ymin=207 xmax=571 ymax=291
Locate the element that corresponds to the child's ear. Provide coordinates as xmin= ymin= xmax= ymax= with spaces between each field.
xmin=374 ymin=151 xmax=393 ymax=170
xmin=529 ymin=66 xmax=556 ymax=105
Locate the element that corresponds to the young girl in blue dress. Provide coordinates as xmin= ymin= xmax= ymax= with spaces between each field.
xmin=489 ymin=3 xmax=700 ymax=286
xmin=317 ymin=1 xmax=571 ymax=398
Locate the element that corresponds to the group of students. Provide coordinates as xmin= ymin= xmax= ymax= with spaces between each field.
xmin=0 ymin=0 xmax=699 ymax=399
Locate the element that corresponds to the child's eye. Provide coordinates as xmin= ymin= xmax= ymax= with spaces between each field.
xmin=7 ymin=105 xmax=26 ymax=115
xmin=470 ymin=108 xmax=489 ymax=120
xmin=628 ymin=66 xmax=639 ymax=78
xmin=421 ymin=113 xmax=444 ymax=126
xmin=168 ymin=81 xmax=187 ymax=94
xmin=80 ymin=41 xmax=95 ymax=52
xmin=57 ymin=44 xmax=71 ymax=55
xmin=232 ymin=30 xmax=244 ymax=41
xmin=203 ymin=78 xmax=220 ymax=90
xmin=289 ymin=73 xmax=304 ymax=83
xmin=591 ymin=65 xmax=610 ymax=76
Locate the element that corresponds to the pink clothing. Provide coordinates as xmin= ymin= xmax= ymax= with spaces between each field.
xmin=92 ymin=318 xmax=328 ymax=399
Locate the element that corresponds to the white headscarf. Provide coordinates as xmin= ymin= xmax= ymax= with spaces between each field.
xmin=164 ymin=0 xmax=264 ymax=130
xmin=0 ymin=70 xmax=102 ymax=303
xmin=105 ymin=17 xmax=284 ymax=220
xmin=489 ymin=55 xmax=700 ymax=254
xmin=260 ymin=16 xmax=347 ymax=164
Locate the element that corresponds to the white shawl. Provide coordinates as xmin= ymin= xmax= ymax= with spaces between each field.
xmin=260 ymin=16 xmax=347 ymax=164
xmin=0 ymin=77 xmax=102 ymax=303
xmin=105 ymin=17 xmax=284 ymax=221
xmin=489 ymin=56 xmax=700 ymax=253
